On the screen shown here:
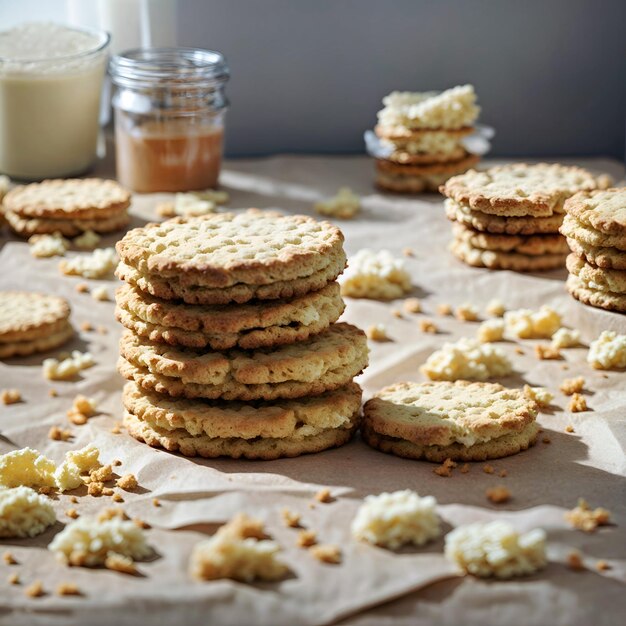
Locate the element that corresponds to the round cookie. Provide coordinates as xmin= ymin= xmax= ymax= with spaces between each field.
xmin=564 ymin=187 xmax=626 ymax=235
xmin=118 ymin=323 xmax=368 ymax=400
xmin=560 ymin=214 xmax=626 ymax=252
xmin=4 ymin=178 xmax=130 ymax=220
xmin=0 ymin=292 xmax=71 ymax=343
xmin=122 ymin=380 xmax=362 ymax=440
xmin=114 ymin=282 xmax=345 ymax=350
xmin=450 ymin=238 xmax=567 ymax=271
xmin=441 ymin=163 xmax=605 ymax=217
xmin=116 ymin=253 xmax=346 ymax=305
xmin=452 ymin=222 xmax=568 ymax=256
xmin=0 ymin=322 xmax=74 ymax=359
xmin=123 ymin=410 xmax=359 ymax=460
xmin=566 ymin=237 xmax=626 ymax=271
xmin=116 ymin=210 xmax=345 ymax=287
xmin=566 ymin=253 xmax=626 ymax=294
xmin=376 ymin=154 xmax=479 ymax=177
xmin=445 ymin=199 xmax=564 ymax=235
xmin=4 ymin=209 xmax=130 ymax=238
xmin=383 ymin=147 xmax=468 ymax=166
xmin=362 ymin=380 xmax=539 ymax=462
xmin=566 ymin=274 xmax=626 ymax=313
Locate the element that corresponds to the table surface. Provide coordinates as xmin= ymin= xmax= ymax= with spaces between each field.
xmin=1 ymin=155 xmax=625 ymax=626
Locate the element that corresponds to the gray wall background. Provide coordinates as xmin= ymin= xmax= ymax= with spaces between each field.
xmin=177 ymin=0 xmax=626 ymax=159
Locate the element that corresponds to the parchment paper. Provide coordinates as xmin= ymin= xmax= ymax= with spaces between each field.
xmin=0 ymin=155 xmax=624 ymax=626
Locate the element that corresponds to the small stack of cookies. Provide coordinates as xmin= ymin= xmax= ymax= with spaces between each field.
xmin=2 ymin=179 xmax=130 ymax=238
xmin=562 ymin=187 xmax=626 ymax=313
xmin=115 ymin=210 xmax=369 ymax=460
xmin=0 ymin=292 xmax=73 ymax=359
xmin=441 ymin=163 xmax=609 ymax=271
xmin=373 ymin=85 xmax=481 ymax=193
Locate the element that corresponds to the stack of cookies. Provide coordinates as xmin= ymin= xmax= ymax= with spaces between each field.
xmin=114 ymin=210 xmax=369 ymax=460
xmin=2 ymin=178 xmax=130 ymax=238
xmin=0 ymin=292 xmax=73 ymax=359
xmin=441 ymin=163 xmax=609 ymax=271
xmin=562 ymin=187 xmax=626 ymax=313
xmin=373 ymin=85 xmax=481 ymax=193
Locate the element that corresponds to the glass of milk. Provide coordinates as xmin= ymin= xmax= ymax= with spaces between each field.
xmin=0 ymin=22 xmax=110 ymax=180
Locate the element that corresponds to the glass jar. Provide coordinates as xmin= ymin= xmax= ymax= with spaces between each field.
xmin=110 ymin=48 xmax=229 ymax=193
xmin=0 ymin=22 xmax=110 ymax=180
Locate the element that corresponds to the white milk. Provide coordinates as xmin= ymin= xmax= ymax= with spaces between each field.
xmin=0 ymin=22 xmax=109 ymax=180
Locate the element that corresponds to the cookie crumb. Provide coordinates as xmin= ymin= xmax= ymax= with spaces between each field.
xmin=499 ymin=469 xmax=508 ymax=478
xmin=112 ymin=459 xmax=122 ymax=467
xmin=314 ymin=488 xmax=332 ymax=503
xmin=117 ymin=474 xmax=138 ymax=491
xmin=535 ymin=344 xmax=561 ymax=360
xmin=1 ymin=389 xmax=22 ymax=405
xmin=297 ymin=529 xmax=317 ymax=548
xmin=134 ymin=518 xmax=151 ymax=530
xmin=486 ymin=486 xmax=511 ymax=504
xmin=565 ymin=425 xmax=575 ymax=433
xmin=97 ymin=325 xmax=108 ymax=335
xmin=542 ymin=436 xmax=551 ymax=444
xmin=110 ymin=422 xmax=122 ymax=434
xmin=403 ymin=297 xmax=421 ymax=314
xmin=281 ymin=508 xmax=301 ymax=528
xmin=3 ymin=551 xmax=17 ymax=565
xmin=460 ymin=463 xmax=470 ymax=474
xmin=523 ymin=385 xmax=554 ymax=409
xmin=66 ymin=508 xmax=79 ymax=519
xmin=91 ymin=286 xmax=109 ymax=302
xmin=75 ymin=283 xmax=89 ymax=294
xmin=392 ymin=309 xmax=403 ymax=319
xmin=69 ymin=495 xmax=78 ymax=504
xmin=434 ymin=458 xmax=457 ymax=477
xmin=104 ymin=553 xmax=138 ymax=575
xmin=567 ymin=550 xmax=585 ymax=571
xmin=48 ymin=425 xmax=72 ymax=441
xmin=8 ymin=573 xmax=19 ymax=585
xmin=483 ymin=464 xmax=495 ymax=474
xmin=90 ymin=464 xmax=113 ymax=483
xmin=569 ymin=393 xmax=587 ymax=413
xmin=596 ymin=559 xmax=611 ymax=571
xmin=56 ymin=582 xmax=81 ymax=596
xmin=152 ymin=498 xmax=161 ymax=507
xmin=48 ymin=388 xmax=58 ymax=397
xmin=87 ymin=481 xmax=104 ymax=497
xmin=309 ymin=544 xmax=341 ymax=564
xmin=455 ymin=303 xmax=479 ymax=322
xmin=39 ymin=486 xmax=54 ymax=495
xmin=437 ymin=303 xmax=452 ymax=316
xmin=80 ymin=321 xmax=93 ymax=332
xmin=560 ymin=376 xmax=585 ymax=395
xmin=514 ymin=347 xmax=525 ymax=355
xmin=112 ymin=493 xmax=124 ymax=503
xmin=366 ymin=323 xmax=390 ymax=342
xmin=565 ymin=498 xmax=611 ymax=532
xmin=402 ymin=247 xmax=415 ymax=257
xmin=419 ymin=318 xmax=438 ymax=333
xmin=486 ymin=299 xmax=506 ymax=317
xmin=25 ymin=580 xmax=44 ymax=598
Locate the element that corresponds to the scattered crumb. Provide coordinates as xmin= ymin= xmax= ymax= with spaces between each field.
xmin=117 ymin=474 xmax=138 ymax=491
xmin=542 ymin=436 xmax=551 ymax=444
xmin=48 ymin=425 xmax=72 ymax=441
xmin=392 ymin=309 xmax=403 ymax=319
xmin=514 ymin=347 xmax=525 ymax=355
xmin=65 ymin=508 xmax=79 ymax=520
xmin=44 ymin=351 xmax=95 ymax=381
xmin=499 ymin=469 xmax=508 ymax=478
xmin=314 ymin=187 xmax=360 ymax=219
xmin=8 ymin=573 xmax=19 ymax=585
xmin=90 ymin=464 xmax=113 ymax=483
xmin=483 ymin=464 xmax=495 ymax=474
xmin=560 ymin=377 xmax=585 ymax=396
xmin=56 ymin=582 xmax=82 ymax=596
xmin=455 ymin=303 xmax=479 ymax=322
xmin=80 ymin=321 xmax=93 ymax=332
xmin=561 ymin=364 xmax=569 ymax=370
xmin=39 ymin=486 xmax=54 ymax=495
xmin=535 ymin=344 xmax=561 ymax=360
xmin=104 ymin=553 xmax=137 ymax=575
xmin=569 ymin=393 xmax=588 ymax=413
xmin=486 ymin=299 xmax=506 ymax=317
xmin=403 ymin=297 xmax=422 ymax=314
xmin=59 ymin=247 xmax=118 ymax=279
xmin=314 ymin=488 xmax=332 ymax=504
xmin=152 ymin=498 xmax=161 ymax=508
xmin=523 ymin=385 xmax=554 ymax=409
xmin=68 ymin=412 xmax=87 ymax=426
xmin=69 ymin=496 xmax=78 ymax=504
xmin=75 ymin=283 xmax=89 ymax=294
xmin=281 ymin=508 xmax=301 ymax=528
xmin=110 ymin=423 xmax=122 ymax=434
xmin=366 ymin=323 xmax=390 ymax=342
xmin=419 ymin=318 xmax=438 ymax=333
xmin=3 ymin=551 xmax=17 ymax=565
xmin=460 ymin=463 xmax=470 ymax=474
xmin=476 ymin=319 xmax=505 ymax=343
xmin=402 ymin=247 xmax=415 ymax=257
xmin=73 ymin=229 xmax=101 ymax=251
xmin=437 ymin=303 xmax=452 ymax=316
xmin=434 ymin=458 xmax=457 ymax=477
xmin=134 ymin=518 xmax=151 ymax=530
xmin=67 ymin=394 xmax=97 ymax=425
xmin=112 ymin=459 xmax=122 ymax=467
xmin=48 ymin=388 xmax=58 ymax=397
xmin=98 ymin=508 xmax=128 ymax=522
xmin=91 ymin=286 xmax=109 ymax=302
xmin=112 ymin=493 xmax=124 ymax=503
xmin=87 ymin=482 xmax=104 ymax=497
xmin=596 ymin=560 xmax=611 ymax=571
xmin=567 ymin=550 xmax=585 ymax=571
xmin=565 ymin=425 xmax=575 ymax=433
xmin=309 ymin=544 xmax=341 ymax=564
xmin=486 ymin=486 xmax=511 ymax=504
xmin=565 ymin=498 xmax=611 ymax=532
xmin=97 ymin=326 xmax=108 ymax=335
xmin=25 ymin=580 xmax=44 ymax=598
xmin=1 ymin=389 xmax=22 ymax=405
xmin=297 ymin=529 xmax=317 ymax=548
xmin=551 ymin=327 xmax=581 ymax=350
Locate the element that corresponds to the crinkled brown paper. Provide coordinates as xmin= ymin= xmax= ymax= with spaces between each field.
xmin=0 ymin=156 xmax=624 ymax=626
